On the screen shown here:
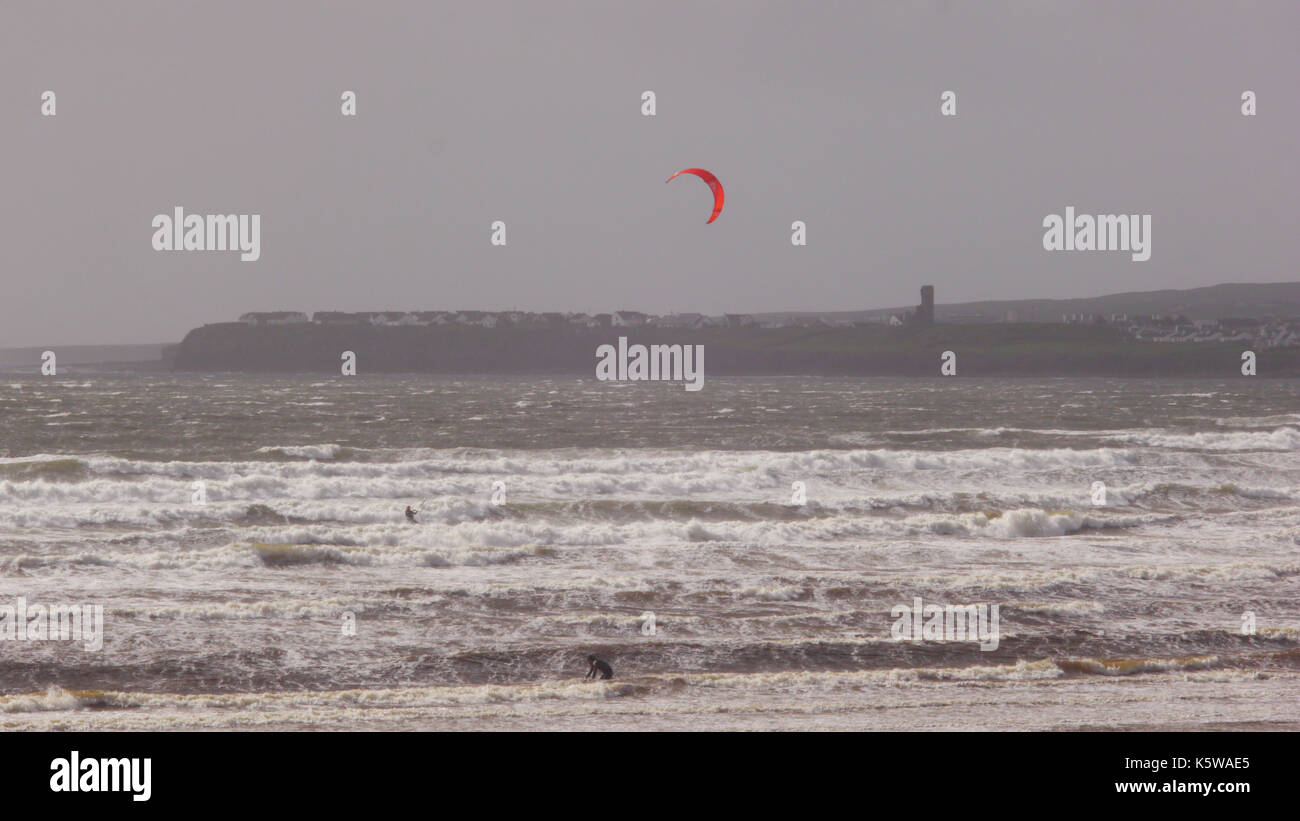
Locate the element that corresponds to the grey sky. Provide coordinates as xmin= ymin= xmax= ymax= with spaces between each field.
xmin=1 ymin=0 xmax=1295 ymax=346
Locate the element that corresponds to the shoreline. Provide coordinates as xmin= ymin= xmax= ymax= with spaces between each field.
xmin=168 ymin=322 xmax=1300 ymax=377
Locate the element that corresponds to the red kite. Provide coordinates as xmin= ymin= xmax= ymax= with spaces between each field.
xmin=666 ymin=168 xmax=724 ymax=223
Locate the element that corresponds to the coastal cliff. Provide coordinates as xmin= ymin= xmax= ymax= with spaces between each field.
xmin=170 ymin=322 xmax=1300 ymax=376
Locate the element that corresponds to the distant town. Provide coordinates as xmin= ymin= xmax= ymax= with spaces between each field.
xmin=1068 ymin=313 xmax=1299 ymax=347
xmin=237 ymin=284 xmax=1300 ymax=348
xmin=240 ymin=309 xmax=769 ymax=330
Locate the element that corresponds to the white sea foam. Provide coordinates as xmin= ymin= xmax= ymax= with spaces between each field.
xmin=1103 ymin=427 xmax=1300 ymax=452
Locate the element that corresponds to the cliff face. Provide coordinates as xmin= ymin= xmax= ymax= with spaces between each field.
xmin=171 ymin=322 xmax=1300 ymax=376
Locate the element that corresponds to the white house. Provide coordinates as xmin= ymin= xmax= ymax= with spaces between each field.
xmin=612 ymin=311 xmax=650 ymax=327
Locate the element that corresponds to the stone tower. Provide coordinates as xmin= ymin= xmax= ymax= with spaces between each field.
xmin=919 ymin=285 xmax=935 ymax=325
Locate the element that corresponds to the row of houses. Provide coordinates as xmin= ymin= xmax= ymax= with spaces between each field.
xmin=1058 ymin=312 xmax=1300 ymax=347
xmin=1133 ymin=317 xmax=1300 ymax=347
xmin=237 ymin=310 xmax=766 ymax=329
xmin=233 ymin=309 xmax=1300 ymax=346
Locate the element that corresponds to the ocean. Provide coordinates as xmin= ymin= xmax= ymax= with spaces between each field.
xmin=1 ymin=374 xmax=1298 ymax=730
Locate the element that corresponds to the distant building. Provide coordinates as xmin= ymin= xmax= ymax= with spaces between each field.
xmin=452 ymin=310 xmax=498 ymax=327
xmin=414 ymin=311 xmax=450 ymax=325
xmin=240 ymin=311 xmax=308 ymax=325
xmin=792 ymin=316 xmax=830 ymax=328
xmin=313 ymin=311 xmax=362 ymax=325
xmin=724 ymin=314 xmax=757 ymax=328
xmin=655 ymin=312 xmax=705 ymax=328
xmin=612 ymin=311 xmax=650 ymax=327
xmin=1062 ymin=313 xmax=1099 ymax=324
xmin=918 ymin=285 xmax=935 ymax=325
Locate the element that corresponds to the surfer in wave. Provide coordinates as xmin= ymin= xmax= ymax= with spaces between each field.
xmin=585 ymin=655 xmax=613 ymax=681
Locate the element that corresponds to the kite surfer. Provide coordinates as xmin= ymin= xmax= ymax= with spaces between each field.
xmin=404 ymin=505 xmax=418 ymax=523
xmin=585 ymin=655 xmax=613 ymax=681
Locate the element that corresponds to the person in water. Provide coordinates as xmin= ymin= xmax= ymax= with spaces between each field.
xmin=404 ymin=505 xmax=418 ymax=523
xmin=585 ymin=655 xmax=613 ymax=681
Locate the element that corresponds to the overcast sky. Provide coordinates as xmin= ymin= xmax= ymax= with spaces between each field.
xmin=1 ymin=1 xmax=1296 ymax=345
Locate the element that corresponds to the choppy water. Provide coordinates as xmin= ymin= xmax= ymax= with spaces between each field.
xmin=1 ymin=374 xmax=1298 ymax=730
